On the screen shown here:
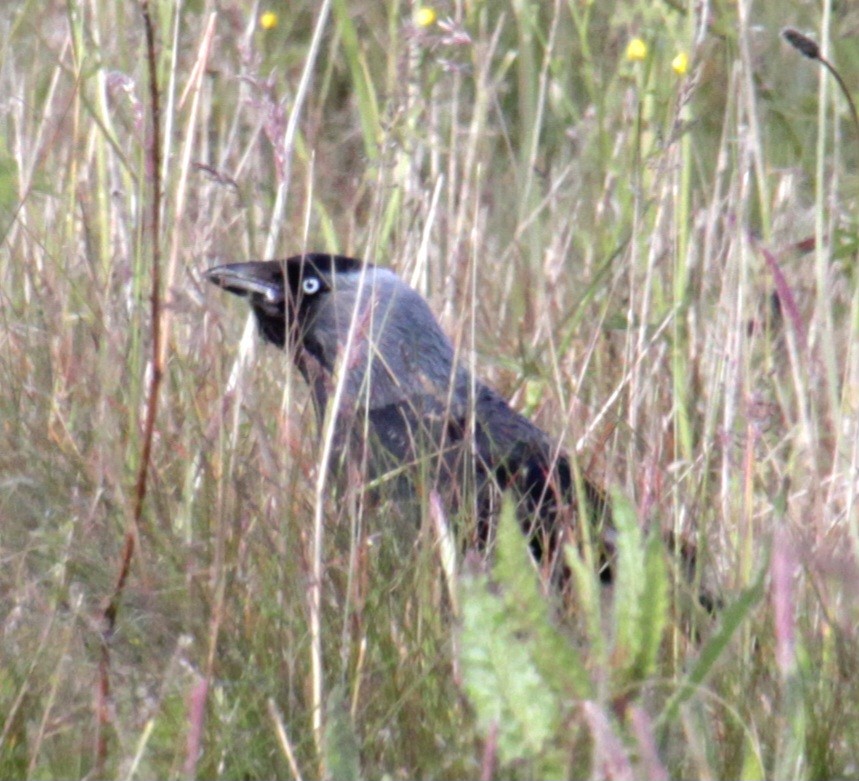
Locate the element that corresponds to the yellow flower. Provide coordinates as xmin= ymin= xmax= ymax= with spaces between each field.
xmin=626 ymin=38 xmax=647 ymax=62
xmin=259 ymin=11 xmax=278 ymax=30
xmin=415 ymin=7 xmax=437 ymax=28
xmin=672 ymin=51 xmax=689 ymax=75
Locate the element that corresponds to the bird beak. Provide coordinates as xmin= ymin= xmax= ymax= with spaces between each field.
xmin=204 ymin=263 xmax=285 ymax=304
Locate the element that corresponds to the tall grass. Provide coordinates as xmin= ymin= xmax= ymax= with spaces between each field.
xmin=1 ymin=1 xmax=857 ymax=778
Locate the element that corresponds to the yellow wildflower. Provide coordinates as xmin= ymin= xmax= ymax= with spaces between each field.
xmin=415 ymin=7 xmax=437 ymax=27
xmin=672 ymin=51 xmax=689 ymax=75
xmin=626 ymin=38 xmax=647 ymax=62
xmin=260 ymin=11 xmax=278 ymax=30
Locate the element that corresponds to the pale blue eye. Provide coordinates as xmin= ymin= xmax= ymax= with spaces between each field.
xmin=302 ymin=277 xmax=321 ymax=295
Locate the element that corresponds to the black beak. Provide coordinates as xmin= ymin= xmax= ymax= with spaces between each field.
xmin=204 ymin=263 xmax=285 ymax=305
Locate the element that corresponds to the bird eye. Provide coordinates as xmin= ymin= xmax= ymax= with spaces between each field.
xmin=302 ymin=276 xmax=321 ymax=295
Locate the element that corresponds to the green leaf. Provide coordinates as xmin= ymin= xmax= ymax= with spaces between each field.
xmin=459 ymin=572 xmax=558 ymax=763
xmin=493 ymin=496 xmax=546 ymax=617
xmin=610 ymin=491 xmax=645 ymax=672
xmin=739 ymin=737 xmax=766 ymax=781
xmin=322 ymin=685 xmax=361 ymax=781
xmin=564 ymin=541 xmax=605 ymax=663
xmin=331 ymin=0 xmax=380 ymax=161
xmin=632 ymin=529 xmax=668 ymax=680
xmin=494 ymin=499 xmax=590 ymax=698
xmin=657 ymin=570 xmax=765 ymax=733
xmin=457 ymin=497 xmax=594 ymax=763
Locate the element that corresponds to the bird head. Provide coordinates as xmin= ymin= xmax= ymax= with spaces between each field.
xmin=204 ymin=253 xmax=369 ymax=363
xmin=205 ymin=254 xmax=459 ymax=408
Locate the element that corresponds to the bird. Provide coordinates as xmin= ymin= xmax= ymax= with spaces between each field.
xmin=204 ymin=253 xmax=610 ymax=578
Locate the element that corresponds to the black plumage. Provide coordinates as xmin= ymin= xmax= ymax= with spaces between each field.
xmin=205 ymin=254 xmax=609 ymax=573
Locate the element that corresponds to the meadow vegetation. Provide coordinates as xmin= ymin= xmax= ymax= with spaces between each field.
xmin=1 ymin=0 xmax=858 ymax=778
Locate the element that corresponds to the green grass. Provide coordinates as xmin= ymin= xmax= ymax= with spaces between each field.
xmin=2 ymin=1 xmax=858 ymax=778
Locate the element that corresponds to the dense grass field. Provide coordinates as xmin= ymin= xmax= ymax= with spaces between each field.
xmin=2 ymin=1 xmax=858 ymax=778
